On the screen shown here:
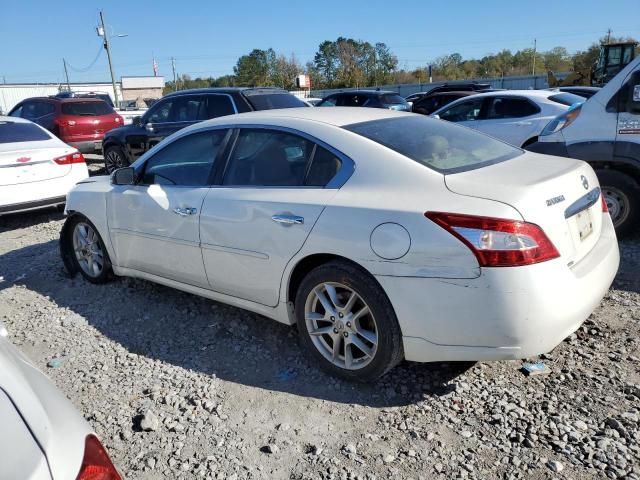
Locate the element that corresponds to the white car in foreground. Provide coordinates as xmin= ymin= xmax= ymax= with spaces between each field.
xmin=432 ymin=90 xmax=585 ymax=148
xmin=60 ymin=108 xmax=618 ymax=382
xmin=0 ymin=321 xmax=121 ymax=479
xmin=0 ymin=116 xmax=89 ymax=215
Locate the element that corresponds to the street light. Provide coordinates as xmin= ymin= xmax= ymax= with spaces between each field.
xmin=96 ymin=11 xmax=127 ymax=107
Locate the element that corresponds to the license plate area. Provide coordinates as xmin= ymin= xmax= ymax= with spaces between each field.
xmin=575 ymin=209 xmax=593 ymax=241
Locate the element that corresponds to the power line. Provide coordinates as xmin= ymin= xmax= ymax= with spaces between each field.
xmin=66 ymin=43 xmax=104 ymax=73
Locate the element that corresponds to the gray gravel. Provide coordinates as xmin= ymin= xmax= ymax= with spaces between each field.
xmin=0 ymin=168 xmax=639 ymax=479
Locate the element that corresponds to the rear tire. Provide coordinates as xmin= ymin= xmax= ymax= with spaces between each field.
xmin=596 ymin=169 xmax=640 ymax=237
xmin=294 ymin=260 xmax=403 ymax=382
xmin=104 ymin=146 xmax=128 ymax=174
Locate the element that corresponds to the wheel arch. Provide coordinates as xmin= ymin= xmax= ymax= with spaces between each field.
xmin=590 ymin=160 xmax=640 ymax=184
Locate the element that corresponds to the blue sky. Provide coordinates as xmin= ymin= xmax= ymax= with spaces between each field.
xmin=2 ymin=0 xmax=639 ymax=84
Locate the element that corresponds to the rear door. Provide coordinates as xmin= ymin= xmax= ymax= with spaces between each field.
xmin=474 ymin=96 xmax=541 ymax=146
xmin=108 ymin=128 xmax=229 ymax=287
xmin=200 ymin=127 xmax=346 ymax=306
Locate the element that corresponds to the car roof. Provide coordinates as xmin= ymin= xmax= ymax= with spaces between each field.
xmin=426 ymin=91 xmax=476 ymax=98
xmin=163 ymin=87 xmax=291 ymax=98
xmin=16 ymin=96 xmax=106 ymax=104
xmin=192 ymin=106 xmax=404 ymax=129
xmin=464 ymin=89 xmax=559 ymax=99
xmin=329 ymin=90 xmax=397 ymax=96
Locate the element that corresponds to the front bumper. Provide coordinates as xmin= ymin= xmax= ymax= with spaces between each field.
xmin=377 ymin=216 xmax=620 ymax=362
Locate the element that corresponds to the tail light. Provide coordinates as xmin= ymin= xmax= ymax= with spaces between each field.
xmin=75 ymin=435 xmax=122 ymax=480
xmin=114 ymin=115 xmax=122 ymax=124
xmin=426 ymin=212 xmax=560 ymax=267
xmin=601 ymin=192 xmax=609 ymax=213
xmin=54 ymin=152 xmax=85 ymax=165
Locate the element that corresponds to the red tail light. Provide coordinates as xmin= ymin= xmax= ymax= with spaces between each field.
xmin=114 ymin=115 xmax=122 ymax=124
xmin=76 ymin=435 xmax=121 ymax=480
xmin=54 ymin=152 xmax=85 ymax=165
xmin=425 ymin=212 xmax=560 ymax=267
xmin=601 ymin=192 xmax=609 ymax=213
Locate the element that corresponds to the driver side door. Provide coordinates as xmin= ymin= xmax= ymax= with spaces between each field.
xmin=436 ymin=97 xmax=484 ymax=129
xmin=108 ymin=128 xmax=230 ymax=288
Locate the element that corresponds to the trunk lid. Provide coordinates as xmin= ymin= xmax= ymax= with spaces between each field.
xmin=0 ymin=144 xmax=74 ymax=186
xmin=445 ymin=152 xmax=603 ymax=266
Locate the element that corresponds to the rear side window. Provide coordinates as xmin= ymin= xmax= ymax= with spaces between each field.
xmin=61 ymin=101 xmax=113 ymax=116
xmin=141 ymin=129 xmax=227 ymax=186
xmin=0 ymin=121 xmax=51 ymax=143
xmin=548 ymin=93 xmax=584 ymax=106
xmin=339 ymin=94 xmax=370 ymax=107
xmin=19 ymin=101 xmax=55 ymax=119
xmin=306 ymin=146 xmax=342 ymax=186
xmin=244 ymin=93 xmax=306 ymax=110
xmin=485 ymin=98 xmax=540 ymax=119
xmin=206 ymin=95 xmax=236 ymax=118
xmin=345 ymin=116 xmax=521 ymax=174
xmin=381 ymin=94 xmax=406 ymax=105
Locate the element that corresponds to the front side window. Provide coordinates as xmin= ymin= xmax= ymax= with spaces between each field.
xmin=345 ymin=116 xmax=521 ymax=174
xmin=484 ymin=97 xmax=540 ymax=119
xmin=223 ymin=129 xmax=343 ymax=187
xmin=140 ymin=129 xmax=227 ymax=186
xmin=206 ymin=95 xmax=236 ymax=118
xmin=146 ymin=99 xmax=173 ymax=123
xmin=437 ymin=98 xmax=483 ymax=122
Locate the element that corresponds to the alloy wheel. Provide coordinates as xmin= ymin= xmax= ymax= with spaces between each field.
xmin=105 ymin=149 xmax=125 ymax=174
xmin=304 ymin=282 xmax=378 ymax=370
xmin=72 ymin=222 xmax=105 ymax=278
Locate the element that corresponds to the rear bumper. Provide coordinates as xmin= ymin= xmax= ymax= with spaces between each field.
xmin=67 ymin=140 xmax=102 ymax=154
xmin=0 ymin=195 xmax=66 ymax=214
xmin=525 ymin=140 xmax=569 ymax=157
xmin=377 ymin=216 xmax=619 ymax=362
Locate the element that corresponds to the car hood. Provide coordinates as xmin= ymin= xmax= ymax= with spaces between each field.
xmin=0 ymin=335 xmax=90 ymax=479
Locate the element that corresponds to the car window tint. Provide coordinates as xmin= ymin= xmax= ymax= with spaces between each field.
xmin=305 ymin=146 xmax=342 ymax=186
xmin=485 ymin=98 xmax=540 ymax=119
xmin=340 ymin=95 xmax=368 ymax=107
xmin=171 ymin=96 xmax=207 ymax=122
xmin=345 ymin=116 xmax=521 ymax=174
xmin=0 ymin=120 xmax=51 ymax=143
xmin=21 ymin=102 xmax=41 ymax=119
xmin=9 ymin=105 xmax=23 ymax=117
xmin=548 ymin=93 xmax=585 ymax=106
xmin=381 ymin=94 xmax=406 ymax=104
xmin=141 ymin=129 xmax=227 ymax=186
xmin=146 ymin=100 xmax=173 ymax=123
xmin=206 ymin=95 xmax=236 ymax=118
xmin=438 ymin=98 xmax=483 ymax=122
xmin=61 ymin=101 xmax=113 ymax=116
xmin=223 ymin=129 xmax=314 ymax=186
xmin=318 ymin=96 xmax=337 ymax=107
xmin=243 ymin=93 xmax=306 ymax=110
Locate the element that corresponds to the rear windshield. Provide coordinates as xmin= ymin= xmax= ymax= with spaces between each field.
xmin=0 ymin=121 xmax=50 ymax=143
xmin=244 ymin=93 xmax=306 ymax=110
xmin=344 ymin=116 xmax=521 ymax=174
xmin=548 ymin=93 xmax=585 ymax=106
xmin=381 ymin=94 xmax=406 ymax=105
xmin=61 ymin=101 xmax=114 ymax=116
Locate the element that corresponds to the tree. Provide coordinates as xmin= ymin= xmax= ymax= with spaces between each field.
xmin=234 ymin=49 xmax=274 ymax=86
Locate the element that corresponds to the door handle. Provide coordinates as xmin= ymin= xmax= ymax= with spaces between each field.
xmin=173 ymin=207 xmax=197 ymax=216
xmin=272 ymin=214 xmax=304 ymax=225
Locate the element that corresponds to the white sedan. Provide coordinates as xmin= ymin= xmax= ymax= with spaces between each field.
xmin=60 ymin=107 xmax=619 ymax=382
xmin=432 ymin=90 xmax=585 ymax=148
xmin=0 ymin=116 xmax=88 ymax=215
xmin=0 ymin=321 xmax=121 ymax=479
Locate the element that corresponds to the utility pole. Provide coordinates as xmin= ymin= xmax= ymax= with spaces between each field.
xmin=532 ymin=38 xmax=537 ymax=76
xmin=606 ymin=28 xmax=612 ymax=44
xmin=171 ymin=57 xmax=177 ymax=91
xmin=99 ymin=10 xmax=119 ymax=108
xmin=62 ymin=59 xmax=71 ymax=91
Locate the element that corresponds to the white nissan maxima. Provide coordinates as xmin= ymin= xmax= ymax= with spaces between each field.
xmin=60 ymin=107 xmax=619 ymax=382
xmin=0 ymin=116 xmax=89 ymax=215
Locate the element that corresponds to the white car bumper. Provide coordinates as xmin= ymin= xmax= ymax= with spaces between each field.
xmin=378 ymin=215 xmax=620 ymax=362
xmin=0 ymin=165 xmax=88 ymax=215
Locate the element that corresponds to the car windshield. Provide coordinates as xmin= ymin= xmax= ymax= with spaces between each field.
xmin=244 ymin=93 xmax=306 ymax=110
xmin=61 ymin=101 xmax=114 ymax=116
xmin=0 ymin=121 xmax=50 ymax=143
xmin=548 ymin=93 xmax=585 ymax=106
xmin=344 ymin=116 xmax=522 ymax=174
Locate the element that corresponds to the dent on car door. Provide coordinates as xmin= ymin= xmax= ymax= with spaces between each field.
xmin=200 ymin=128 xmax=348 ymax=307
xmin=108 ymin=128 xmax=230 ymax=287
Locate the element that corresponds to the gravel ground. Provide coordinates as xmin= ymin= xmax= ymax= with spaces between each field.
xmin=0 ymin=159 xmax=639 ymax=479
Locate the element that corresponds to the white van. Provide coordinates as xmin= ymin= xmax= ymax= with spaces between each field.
xmin=529 ymin=56 xmax=640 ymax=236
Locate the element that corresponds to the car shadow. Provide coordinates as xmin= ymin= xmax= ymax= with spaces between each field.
xmin=0 ymin=238 xmax=470 ymax=407
xmin=613 ymin=236 xmax=640 ymax=295
xmin=0 ymin=209 xmax=65 ymax=232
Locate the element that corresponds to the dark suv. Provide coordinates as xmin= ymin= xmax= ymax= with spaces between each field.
xmin=316 ymin=90 xmax=411 ymax=111
xmin=102 ymin=87 xmax=306 ymax=173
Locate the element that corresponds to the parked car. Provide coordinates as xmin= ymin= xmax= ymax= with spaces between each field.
xmin=432 ymin=90 xmax=584 ymax=148
xmin=412 ymin=91 xmax=476 ymax=115
xmin=405 ymin=82 xmax=494 ymax=103
xmin=60 ymin=107 xmax=618 ymax=382
xmin=529 ymin=56 xmax=640 ymax=236
xmin=0 ymin=117 xmax=88 ymax=215
xmin=102 ymin=87 xmax=306 ymax=173
xmin=545 ymin=86 xmax=601 ymax=99
xmin=0 ymin=319 xmax=121 ymax=479
xmin=316 ymin=90 xmax=411 ymax=111
xmin=8 ymin=97 xmax=123 ymax=154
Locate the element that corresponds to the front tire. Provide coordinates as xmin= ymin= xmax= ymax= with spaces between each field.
xmin=104 ymin=146 xmax=128 ymax=174
xmin=295 ymin=260 xmax=403 ymax=382
xmin=62 ymin=215 xmax=113 ymax=284
xmin=596 ymin=169 xmax=640 ymax=237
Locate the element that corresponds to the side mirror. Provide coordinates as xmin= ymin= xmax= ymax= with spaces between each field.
xmin=111 ymin=167 xmax=135 ymax=186
xmin=132 ymin=116 xmax=142 ymax=126
xmin=145 ymin=122 xmax=155 ymax=132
